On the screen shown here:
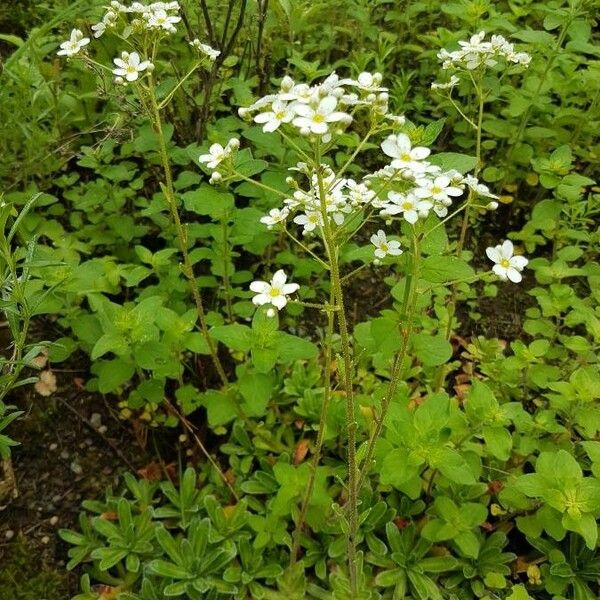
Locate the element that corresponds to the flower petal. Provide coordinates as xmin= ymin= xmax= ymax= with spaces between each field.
xmin=486 ymin=246 xmax=501 ymax=263
xmin=250 ymin=281 xmax=270 ymax=293
xmin=271 ymin=270 xmax=287 ymax=288
xmin=507 ymin=267 xmax=522 ymax=283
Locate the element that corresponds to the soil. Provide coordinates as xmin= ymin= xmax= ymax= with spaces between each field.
xmin=0 ymin=372 xmax=150 ymax=599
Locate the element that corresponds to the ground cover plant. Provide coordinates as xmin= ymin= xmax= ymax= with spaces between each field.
xmin=0 ymin=0 xmax=598 ymax=598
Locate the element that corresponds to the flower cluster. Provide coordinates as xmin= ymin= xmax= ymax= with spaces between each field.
xmin=239 ymin=72 xmax=394 ymax=140
xmin=205 ymin=70 xmax=527 ymax=285
xmin=58 ymin=1 xmax=219 ymax=89
xmin=208 ymin=73 xmax=502 ymax=253
xmin=437 ymin=31 xmax=531 ymax=72
xmin=95 ymin=1 xmax=182 ymax=35
xmin=57 ymin=29 xmax=90 ymax=57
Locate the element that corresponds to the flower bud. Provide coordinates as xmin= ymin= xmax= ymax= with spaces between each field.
xmin=486 ymin=201 xmax=499 ymax=211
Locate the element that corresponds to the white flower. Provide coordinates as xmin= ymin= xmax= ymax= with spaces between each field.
xmin=198 ymin=138 xmax=238 ymax=170
xmin=414 ymin=175 xmax=463 ymax=203
xmin=254 ymin=100 xmax=295 ymax=132
xmin=381 ymin=134 xmax=430 ymax=172
xmin=383 ymin=192 xmax=432 ymax=224
xmin=486 ymin=240 xmax=528 ymax=283
xmin=91 ymin=22 xmax=106 ymax=38
xmin=145 ymin=8 xmax=181 ymax=32
xmin=250 ymin=270 xmax=299 ymax=310
xmin=294 ymin=211 xmax=323 ymax=234
xmin=190 ymin=39 xmax=220 ymax=61
xmin=57 ymin=29 xmax=90 ymax=57
xmin=341 ymin=71 xmax=387 ymax=93
xmin=260 ymin=208 xmax=290 ymax=228
xmin=462 ymin=174 xmax=498 ymax=199
xmin=293 ymin=96 xmax=351 ymax=135
xmin=438 ymin=31 xmax=530 ymax=71
xmin=431 ymin=75 xmax=460 ymax=90
xmin=385 ymin=114 xmax=407 ymax=126
xmin=112 ymin=51 xmax=152 ymax=82
xmin=370 ymin=230 xmax=402 ymax=259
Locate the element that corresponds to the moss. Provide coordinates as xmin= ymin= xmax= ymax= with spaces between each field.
xmin=0 ymin=536 xmax=69 ymax=600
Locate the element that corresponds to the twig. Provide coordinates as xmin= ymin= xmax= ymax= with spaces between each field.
xmin=164 ymin=400 xmax=239 ymax=501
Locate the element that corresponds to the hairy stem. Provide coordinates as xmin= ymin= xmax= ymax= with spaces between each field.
xmin=315 ymin=158 xmax=358 ymax=596
xmin=291 ymin=288 xmax=335 ymax=564
xmin=147 ymin=79 xmax=229 ymax=387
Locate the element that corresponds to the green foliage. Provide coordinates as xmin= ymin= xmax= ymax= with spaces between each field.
xmin=2 ymin=0 xmax=599 ymax=599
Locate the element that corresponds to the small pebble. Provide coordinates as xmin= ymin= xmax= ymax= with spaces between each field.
xmin=41 ymin=535 xmax=50 ymax=545
xmin=90 ymin=413 xmax=102 ymax=428
xmin=178 ymin=434 xmax=188 ymax=443
xmin=98 ymin=425 xmax=108 ymax=434
xmin=52 ymin=494 xmax=61 ymax=504
xmin=50 ymin=516 xmax=59 ymax=526
xmin=60 ymin=450 xmax=69 ymax=460
xmin=5 ymin=530 xmax=14 ymax=540
xmin=70 ymin=461 xmax=83 ymax=476
xmin=49 ymin=443 xmax=58 ymax=451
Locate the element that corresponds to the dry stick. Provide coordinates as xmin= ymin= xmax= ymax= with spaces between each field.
xmin=164 ymin=400 xmax=239 ymax=502
xmin=291 ymin=289 xmax=335 ymax=564
xmin=147 ymin=80 xmax=229 ymax=387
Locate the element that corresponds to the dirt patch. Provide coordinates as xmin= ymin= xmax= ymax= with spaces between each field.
xmin=0 ymin=377 xmax=150 ymax=598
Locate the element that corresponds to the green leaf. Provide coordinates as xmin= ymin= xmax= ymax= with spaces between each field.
xmin=483 ymin=426 xmax=512 ymax=461
xmin=428 ymin=152 xmax=477 ymax=174
xmin=183 ymin=185 xmax=234 ymax=219
xmin=455 ymin=531 xmax=481 ymax=558
xmin=95 ymin=359 xmax=135 ymax=393
xmin=200 ymin=389 xmax=238 ymax=427
xmin=275 ymin=333 xmax=318 ymax=361
xmin=211 ymin=324 xmax=252 ymax=352
xmin=412 ymin=333 xmax=452 ymax=367
xmin=562 ymin=512 xmax=598 ymax=549
xmin=421 ymin=256 xmax=475 ymax=284
xmin=91 ymin=333 xmax=129 ymax=360
xmin=433 ymin=448 xmax=476 ymax=484
xmin=238 ymin=372 xmax=273 ymax=416
xmin=465 ymin=380 xmax=498 ymax=422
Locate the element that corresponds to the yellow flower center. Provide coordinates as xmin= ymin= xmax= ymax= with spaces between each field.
xmin=276 ymin=111 xmax=285 ymax=120
xmin=500 ymin=258 xmax=510 ymax=268
xmin=381 ymin=243 xmax=389 ymax=252
xmin=269 ymin=287 xmax=281 ymax=297
xmin=402 ymin=202 xmax=413 ymax=210
xmin=432 ymin=186 xmax=442 ymax=194
xmin=313 ymin=114 xmax=325 ymax=123
xmin=400 ymin=153 xmax=411 ymax=161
